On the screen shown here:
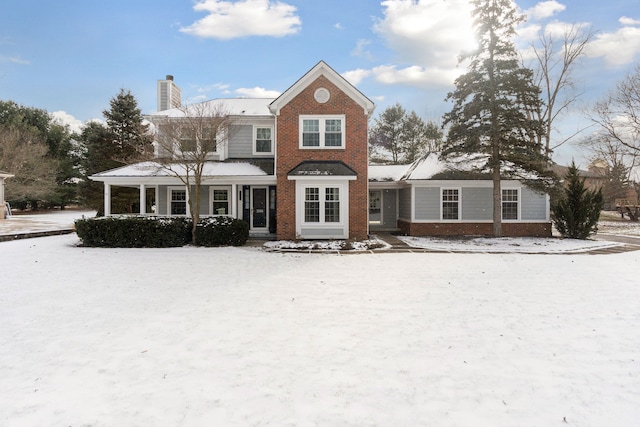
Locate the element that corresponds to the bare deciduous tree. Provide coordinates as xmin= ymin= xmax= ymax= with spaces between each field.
xmin=527 ymin=23 xmax=594 ymax=157
xmin=589 ymin=65 xmax=640 ymax=156
xmin=148 ymin=102 xmax=235 ymax=244
xmin=0 ymin=126 xmax=58 ymax=203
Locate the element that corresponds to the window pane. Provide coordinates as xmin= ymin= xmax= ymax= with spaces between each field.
xmin=325 ymin=119 xmax=342 ymax=147
xmin=302 ymin=119 xmax=320 ymax=147
xmin=171 ymin=190 xmax=187 ymax=215
xmin=502 ymin=189 xmax=518 ymax=220
xmin=325 ymin=188 xmax=340 ymax=222
xmin=304 ymin=188 xmax=320 ymax=222
xmin=442 ymin=189 xmax=459 ymax=220
xmin=256 ymin=128 xmax=272 ymax=153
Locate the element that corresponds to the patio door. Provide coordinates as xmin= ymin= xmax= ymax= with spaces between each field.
xmin=252 ymin=187 xmax=268 ymax=230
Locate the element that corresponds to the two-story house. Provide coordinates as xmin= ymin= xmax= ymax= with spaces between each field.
xmin=91 ymin=61 xmax=552 ymax=240
xmin=91 ymin=61 xmax=374 ymax=241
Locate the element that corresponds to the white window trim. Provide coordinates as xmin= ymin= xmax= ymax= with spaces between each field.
xmin=440 ymin=187 xmax=461 ymax=221
xmin=501 ymin=187 xmax=521 ymax=221
xmin=299 ymin=115 xmax=346 ymax=149
xmin=167 ymin=186 xmax=189 ymax=216
xmin=294 ymin=180 xmax=349 ymax=238
xmin=252 ymin=125 xmax=274 ymax=155
xmin=174 ymin=127 xmax=225 ymax=159
xmin=209 ymin=186 xmax=232 ymax=216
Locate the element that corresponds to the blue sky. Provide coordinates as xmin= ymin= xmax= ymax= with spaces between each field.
xmin=1 ymin=0 xmax=639 ymax=165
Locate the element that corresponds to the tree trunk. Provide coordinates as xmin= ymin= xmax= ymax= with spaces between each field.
xmin=493 ymin=163 xmax=502 ymax=237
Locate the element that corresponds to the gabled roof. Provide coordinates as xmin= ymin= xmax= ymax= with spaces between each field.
xmin=269 ymin=60 xmax=375 ymax=116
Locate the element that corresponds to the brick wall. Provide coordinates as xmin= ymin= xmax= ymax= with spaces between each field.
xmin=275 ymin=75 xmax=369 ymax=240
xmin=398 ymin=220 xmax=552 ymax=237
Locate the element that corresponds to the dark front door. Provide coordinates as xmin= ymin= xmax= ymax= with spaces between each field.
xmin=252 ymin=187 xmax=267 ymax=229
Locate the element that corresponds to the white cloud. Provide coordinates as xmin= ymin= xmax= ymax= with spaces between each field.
xmin=586 ymin=26 xmax=640 ymax=66
xmin=235 ymin=86 xmax=280 ymax=98
xmin=373 ymin=0 xmax=476 ymax=68
xmin=180 ymin=0 xmax=301 ymax=39
xmin=342 ymin=68 xmax=372 ymax=86
xmin=370 ymin=64 xmax=462 ymax=88
xmin=523 ymin=1 xmax=566 ymax=21
xmin=620 ymin=16 xmax=640 ymax=26
xmin=334 ymin=22 xmax=343 ymax=30
xmin=351 ymin=39 xmax=373 ymax=61
xmin=49 ymin=111 xmax=84 ymax=134
xmin=0 ymin=54 xmax=30 ymax=65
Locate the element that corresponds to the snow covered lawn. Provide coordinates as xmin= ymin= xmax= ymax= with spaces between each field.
xmin=1 ymin=234 xmax=639 ymax=426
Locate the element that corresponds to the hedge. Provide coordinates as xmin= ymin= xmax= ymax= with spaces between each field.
xmin=75 ymin=216 xmax=249 ymax=248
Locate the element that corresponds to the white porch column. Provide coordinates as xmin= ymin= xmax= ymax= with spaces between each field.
xmin=139 ymin=184 xmax=146 ymax=215
xmin=185 ymin=185 xmax=191 ymax=217
xmin=104 ymin=183 xmax=111 ymax=216
xmin=231 ymin=184 xmax=238 ymax=218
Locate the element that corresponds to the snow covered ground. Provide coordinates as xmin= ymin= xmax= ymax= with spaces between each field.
xmin=1 ymin=219 xmax=640 ymax=425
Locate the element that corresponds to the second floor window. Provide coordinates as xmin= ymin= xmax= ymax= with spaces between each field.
xmin=254 ymin=127 xmax=273 ymax=154
xmin=300 ymin=116 xmax=345 ymax=148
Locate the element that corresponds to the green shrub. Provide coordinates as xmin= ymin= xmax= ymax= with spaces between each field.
xmin=551 ymin=162 xmax=604 ymax=239
xmin=75 ymin=216 xmax=192 ymax=247
xmin=194 ymin=217 xmax=249 ymax=247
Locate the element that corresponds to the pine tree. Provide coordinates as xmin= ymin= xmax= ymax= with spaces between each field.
xmin=551 ymin=162 xmax=604 ymax=239
xmin=442 ymin=0 xmax=553 ymax=237
xmin=78 ymin=89 xmax=153 ymax=214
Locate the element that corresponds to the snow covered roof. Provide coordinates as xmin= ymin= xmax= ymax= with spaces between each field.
xmin=148 ymin=98 xmax=276 ymax=118
xmin=368 ymin=154 xmax=448 ymax=182
xmin=91 ymin=161 xmax=268 ymax=178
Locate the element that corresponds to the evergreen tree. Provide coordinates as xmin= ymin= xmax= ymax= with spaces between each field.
xmin=79 ymin=90 xmax=153 ymax=214
xmin=103 ymin=89 xmax=154 ymax=163
xmin=551 ymin=162 xmax=604 ymax=239
xmin=370 ymin=104 xmax=443 ymax=164
xmin=370 ymin=103 xmax=406 ymax=164
xmin=442 ymin=0 xmax=553 ymax=237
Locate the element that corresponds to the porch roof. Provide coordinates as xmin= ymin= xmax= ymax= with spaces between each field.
xmin=91 ymin=160 xmax=270 ymax=180
xmin=288 ymin=160 xmax=357 ymax=177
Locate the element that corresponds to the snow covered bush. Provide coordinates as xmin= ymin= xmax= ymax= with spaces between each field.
xmin=75 ymin=216 xmax=249 ymax=247
xmin=194 ymin=216 xmax=249 ymax=247
xmin=74 ymin=216 xmax=191 ymax=247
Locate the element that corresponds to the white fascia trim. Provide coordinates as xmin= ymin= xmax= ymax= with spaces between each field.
xmin=288 ymin=175 xmax=357 ymax=181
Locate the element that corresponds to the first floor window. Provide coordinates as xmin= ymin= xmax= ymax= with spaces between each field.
xmin=304 ymin=188 xmax=320 ymax=222
xmin=324 ymin=187 xmax=340 ymax=222
xmin=303 ymin=186 xmax=341 ymax=223
xmin=212 ymin=188 xmax=229 ymax=215
xmin=171 ymin=189 xmax=187 ymax=215
xmin=442 ymin=188 xmax=459 ymax=220
xmin=502 ymin=189 xmax=519 ymax=220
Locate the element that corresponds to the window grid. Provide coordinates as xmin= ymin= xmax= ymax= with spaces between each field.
xmin=255 ymin=127 xmax=272 ymax=153
xmin=304 ymin=188 xmax=320 ymax=222
xmin=442 ymin=189 xmax=459 ymax=220
xmin=324 ymin=119 xmax=342 ymax=147
xmin=324 ymin=187 xmax=340 ymax=222
xmin=300 ymin=116 xmax=344 ymax=148
xmin=212 ymin=189 xmax=229 ymax=215
xmin=502 ymin=189 xmax=519 ymax=220
xmin=171 ymin=190 xmax=187 ymax=215
xmin=302 ymin=119 xmax=320 ymax=147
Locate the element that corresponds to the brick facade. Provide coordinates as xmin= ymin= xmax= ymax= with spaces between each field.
xmin=275 ymin=75 xmax=369 ymax=240
xmin=398 ymin=220 xmax=552 ymax=237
